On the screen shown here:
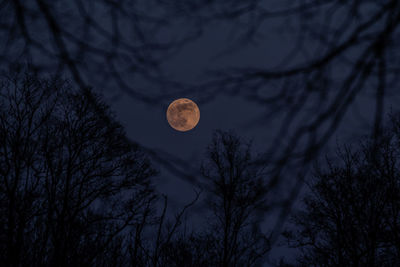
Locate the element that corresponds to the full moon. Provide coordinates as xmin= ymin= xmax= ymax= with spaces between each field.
xmin=166 ymin=98 xmax=200 ymax=132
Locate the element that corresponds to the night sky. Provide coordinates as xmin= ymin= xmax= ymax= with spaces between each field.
xmin=104 ymin=2 xmax=394 ymax=207
xmin=105 ymin=7 xmax=398 ymax=262
xmin=1 ymin=0 xmax=400 ymax=266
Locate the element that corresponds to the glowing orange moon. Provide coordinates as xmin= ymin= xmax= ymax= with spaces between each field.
xmin=166 ymin=98 xmax=200 ymax=132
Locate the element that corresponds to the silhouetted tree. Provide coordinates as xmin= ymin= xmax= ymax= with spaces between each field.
xmin=199 ymin=130 xmax=271 ymax=267
xmin=283 ymin=116 xmax=400 ymax=267
xmin=152 ymin=131 xmax=271 ymax=267
xmin=0 ymin=72 xmax=157 ymax=267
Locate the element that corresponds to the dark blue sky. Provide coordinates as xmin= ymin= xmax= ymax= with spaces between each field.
xmin=103 ymin=8 xmax=399 ymax=263
xmin=1 ymin=0 xmax=399 ymax=265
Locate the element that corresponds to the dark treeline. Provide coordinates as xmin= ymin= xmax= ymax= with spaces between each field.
xmin=281 ymin=117 xmax=400 ymax=267
xmin=0 ymin=73 xmax=157 ymax=267
xmin=2 ymin=72 xmax=400 ymax=267
xmin=0 ymin=73 xmax=272 ymax=267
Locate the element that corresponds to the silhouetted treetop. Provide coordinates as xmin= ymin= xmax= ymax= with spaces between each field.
xmin=283 ymin=115 xmax=400 ymax=266
xmin=0 ymin=72 xmax=157 ymax=267
xmin=200 ymin=131 xmax=271 ymax=267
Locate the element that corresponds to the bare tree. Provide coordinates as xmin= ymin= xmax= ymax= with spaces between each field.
xmin=152 ymin=131 xmax=271 ymax=267
xmin=198 ymin=130 xmax=271 ymax=267
xmin=0 ymin=72 xmax=157 ymax=267
xmin=283 ymin=116 xmax=400 ymax=267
